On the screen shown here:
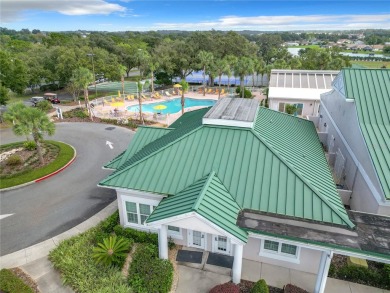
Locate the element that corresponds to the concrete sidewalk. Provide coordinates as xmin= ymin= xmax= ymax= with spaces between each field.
xmin=0 ymin=200 xmax=118 ymax=293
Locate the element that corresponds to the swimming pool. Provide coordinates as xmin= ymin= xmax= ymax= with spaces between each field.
xmin=127 ymin=98 xmax=216 ymax=114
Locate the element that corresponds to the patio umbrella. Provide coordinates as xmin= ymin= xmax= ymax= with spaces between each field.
xmin=153 ymin=105 xmax=167 ymax=111
xmin=173 ymin=84 xmax=182 ymax=88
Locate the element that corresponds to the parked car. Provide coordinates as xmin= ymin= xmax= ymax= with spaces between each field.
xmin=43 ymin=93 xmax=60 ymax=104
xmin=30 ymin=96 xmax=45 ymax=106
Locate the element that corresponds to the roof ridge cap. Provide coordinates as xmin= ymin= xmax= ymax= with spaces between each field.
xmin=99 ymin=125 xmax=204 ymax=186
xmin=192 ymin=171 xmax=216 ymax=211
xmin=250 ymin=128 xmax=354 ymax=228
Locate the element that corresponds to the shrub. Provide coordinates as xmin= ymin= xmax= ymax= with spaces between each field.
xmin=235 ymin=86 xmax=252 ymax=98
xmin=209 ymin=282 xmax=240 ymax=293
xmin=0 ymin=269 xmax=34 ymax=293
xmin=92 ymin=236 xmax=131 ymax=267
xmin=100 ymin=210 xmax=120 ymax=233
xmin=128 ymin=244 xmax=173 ymax=293
xmin=251 ymin=279 xmax=269 ymax=293
xmin=113 ymin=225 xmax=158 ymax=245
xmin=6 ymin=154 xmax=22 ymax=166
xmin=49 ymin=228 xmax=131 ymax=293
xmin=62 ymin=108 xmax=89 ymax=119
xmin=23 ymin=141 xmax=37 ymax=151
xmin=36 ymin=100 xmax=52 ymax=112
xmin=285 ymin=104 xmax=297 ymax=115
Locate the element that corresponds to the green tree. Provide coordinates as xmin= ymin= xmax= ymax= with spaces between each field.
xmin=179 ymin=80 xmax=189 ymax=115
xmin=74 ymin=67 xmax=94 ymax=120
xmin=214 ymin=58 xmax=229 ymax=99
xmin=0 ymin=84 xmax=9 ymax=105
xmin=383 ymin=46 xmax=390 ymax=54
xmin=285 ymin=104 xmax=297 ymax=115
xmin=4 ymin=103 xmax=55 ymax=164
xmin=0 ymin=51 xmax=28 ymax=94
xmin=224 ymin=55 xmax=238 ymax=92
xmin=197 ymin=51 xmax=214 ymax=96
xmin=234 ymin=57 xmax=254 ymax=98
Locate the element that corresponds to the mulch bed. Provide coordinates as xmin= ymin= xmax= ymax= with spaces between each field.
xmin=238 ymin=280 xmax=283 ymax=293
xmin=0 ymin=143 xmax=58 ymax=177
xmin=10 ymin=268 xmax=40 ymax=293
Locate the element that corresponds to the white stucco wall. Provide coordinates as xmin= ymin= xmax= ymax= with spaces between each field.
xmin=269 ymin=98 xmax=319 ymax=116
xmin=243 ymin=237 xmax=322 ymax=274
xmin=319 ymin=90 xmax=390 ymax=215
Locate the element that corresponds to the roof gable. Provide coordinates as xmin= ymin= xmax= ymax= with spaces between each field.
xmin=100 ymin=107 xmax=353 ymax=228
xmin=146 ymin=171 xmax=248 ymax=243
xmin=341 ymin=68 xmax=390 ymax=199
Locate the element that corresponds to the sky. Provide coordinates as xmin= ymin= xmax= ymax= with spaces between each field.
xmin=1 ymin=0 xmax=390 ymax=32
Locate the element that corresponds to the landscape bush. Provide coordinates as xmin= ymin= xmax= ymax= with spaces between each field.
xmin=113 ymin=224 xmax=158 ymax=245
xmin=0 ymin=269 xmax=34 ymax=293
xmin=235 ymin=86 xmax=253 ymax=98
xmin=209 ymin=282 xmax=240 ymax=293
xmin=62 ymin=107 xmax=89 ymax=119
xmin=92 ymin=236 xmax=132 ymax=267
xmin=6 ymin=154 xmax=22 ymax=166
xmin=23 ymin=140 xmax=37 ymax=151
xmin=36 ymin=100 xmax=52 ymax=112
xmin=49 ymin=227 xmax=131 ymax=293
xmin=251 ymin=279 xmax=269 ymax=293
xmin=128 ymin=244 xmax=173 ymax=293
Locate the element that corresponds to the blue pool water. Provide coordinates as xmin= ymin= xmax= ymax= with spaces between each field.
xmin=127 ymin=98 xmax=216 ymax=114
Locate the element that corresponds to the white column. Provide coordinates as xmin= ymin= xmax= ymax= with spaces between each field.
xmin=314 ymin=250 xmax=333 ymax=293
xmin=232 ymin=243 xmax=244 ymax=284
xmin=158 ymin=225 xmax=168 ymax=259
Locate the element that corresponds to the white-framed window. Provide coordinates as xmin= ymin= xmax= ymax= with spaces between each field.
xmin=259 ymin=239 xmax=300 ymax=263
xmin=125 ymin=201 xmax=154 ymax=226
xmin=167 ymin=225 xmax=183 ymax=239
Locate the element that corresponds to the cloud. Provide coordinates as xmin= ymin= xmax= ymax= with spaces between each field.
xmin=153 ymin=14 xmax=390 ymax=31
xmin=1 ymin=0 xmax=127 ymax=22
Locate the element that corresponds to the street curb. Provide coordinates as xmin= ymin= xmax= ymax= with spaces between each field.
xmin=0 ymin=143 xmax=76 ymax=192
xmin=0 ymin=200 xmax=118 ymax=269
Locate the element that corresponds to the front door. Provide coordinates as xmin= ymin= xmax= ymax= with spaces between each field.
xmin=213 ymin=235 xmax=231 ymax=255
xmin=188 ymin=230 xmax=205 ymax=249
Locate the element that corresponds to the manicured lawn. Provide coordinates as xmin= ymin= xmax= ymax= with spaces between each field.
xmin=351 ymin=60 xmax=389 ymax=68
xmin=0 ymin=269 xmax=35 ymax=293
xmin=287 ymin=45 xmax=320 ymax=49
xmin=0 ymin=140 xmax=75 ymax=189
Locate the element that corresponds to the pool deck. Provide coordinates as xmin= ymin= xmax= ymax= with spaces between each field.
xmin=92 ymin=89 xmax=266 ymax=126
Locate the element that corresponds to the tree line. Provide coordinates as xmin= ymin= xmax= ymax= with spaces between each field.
xmin=0 ymin=29 xmax=352 ymax=105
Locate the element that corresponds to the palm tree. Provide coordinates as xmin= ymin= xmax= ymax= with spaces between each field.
xmin=253 ymin=58 xmax=266 ymax=87
xmin=73 ymin=67 xmax=94 ymax=120
xmin=179 ymin=80 xmax=189 ymax=115
xmin=234 ymin=57 xmax=254 ymax=98
xmin=4 ymin=103 xmax=55 ymax=165
xmin=137 ymin=80 xmax=144 ymax=125
xmin=224 ymin=55 xmax=237 ymax=93
xmin=197 ymin=51 xmax=214 ymax=96
xmin=214 ymin=59 xmax=229 ymax=99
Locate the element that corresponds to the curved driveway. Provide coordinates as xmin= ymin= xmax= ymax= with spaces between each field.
xmin=0 ymin=122 xmax=134 ymax=256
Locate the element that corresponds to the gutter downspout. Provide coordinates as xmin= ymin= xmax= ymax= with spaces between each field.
xmin=314 ymin=250 xmax=333 ymax=293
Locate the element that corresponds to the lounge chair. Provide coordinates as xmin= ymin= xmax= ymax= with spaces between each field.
xmin=152 ymin=92 xmax=161 ymax=99
xmin=165 ymin=91 xmax=172 ymax=97
xmin=220 ymin=89 xmax=225 ymax=95
xmin=214 ymin=89 xmax=220 ymax=95
xmin=207 ymin=88 xmax=214 ymax=94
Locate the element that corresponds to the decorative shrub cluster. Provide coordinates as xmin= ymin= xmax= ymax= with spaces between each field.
xmin=251 ymin=279 xmax=269 ymax=293
xmin=113 ymin=225 xmax=158 ymax=245
xmin=0 ymin=269 xmax=34 ymax=293
xmin=36 ymin=100 xmax=53 ymax=112
xmin=62 ymin=107 xmax=89 ymax=119
xmin=23 ymin=141 xmax=37 ymax=150
xmin=329 ymin=262 xmax=390 ymax=290
xmin=235 ymin=86 xmax=253 ymax=98
xmin=209 ymin=282 xmax=240 ymax=293
xmin=6 ymin=154 xmax=22 ymax=166
xmin=128 ymin=244 xmax=173 ymax=293
xmin=92 ymin=236 xmax=132 ymax=267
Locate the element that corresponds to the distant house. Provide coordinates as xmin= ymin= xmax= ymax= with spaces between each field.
xmin=363 ymin=46 xmax=373 ymax=51
xmin=372 ymin=44 xmax=384 ymax=51
xmin=100 ymin=98 xmax=389 ymax=292
xmin=268 ymin=69 xmax=339 ymax=117
xmin=318 ymin=68 xmax=390 ymax=215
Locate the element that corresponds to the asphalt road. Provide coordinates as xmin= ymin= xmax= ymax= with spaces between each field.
xmin=0 ymin=122 xmax=134 ymax=256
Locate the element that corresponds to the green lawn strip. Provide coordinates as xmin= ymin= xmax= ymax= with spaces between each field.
xmin=49 ymin=211 xmax=174 ymax=293
xmin=287 ymin=45 xmax=320 ymax=49
xmin=0 ymin=140 xmax=75 ymax=189
xmin=0 ymin=269 xmax=35 ymax=293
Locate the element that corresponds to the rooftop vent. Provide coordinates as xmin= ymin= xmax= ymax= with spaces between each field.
xmin=203 ymin=98 xmax=260 ymax=128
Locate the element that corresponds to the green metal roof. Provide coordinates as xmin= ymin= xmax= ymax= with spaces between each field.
xmin=342 ymin=68 xmax=390 ymax=200
xmin=104 ymin=126 xmax=173 ymax=170
xmin=100 ymin=106 xmax=354 ymax=228
xmin=146 ymin=171 xmax=248 ymax=243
